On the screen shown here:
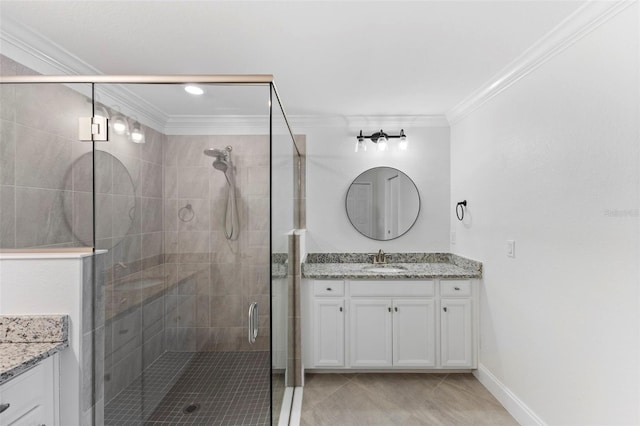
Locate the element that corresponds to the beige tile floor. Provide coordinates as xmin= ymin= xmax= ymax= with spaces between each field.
xmin=300 ymin=373 xmax=519 ymax=426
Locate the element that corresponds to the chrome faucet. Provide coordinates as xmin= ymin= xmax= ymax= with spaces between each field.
xmin=371 ymin=249 xmax=390 ymax=264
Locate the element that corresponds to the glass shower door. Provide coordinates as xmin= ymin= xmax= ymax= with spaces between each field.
xmin=91 ymin=81 xmax=295 ymax=425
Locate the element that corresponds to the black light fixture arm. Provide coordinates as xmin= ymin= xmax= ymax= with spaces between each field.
xmin=357 ymin=129 xmax=406 ymax=143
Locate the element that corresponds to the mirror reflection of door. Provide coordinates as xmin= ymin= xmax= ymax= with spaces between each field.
xmin=345 ymin=167 xmax=420 ymax=241
xmin=385 ymin=174 xmax=399 ymax=238
xmin=347 ymin=182 xmax=373 ymax=236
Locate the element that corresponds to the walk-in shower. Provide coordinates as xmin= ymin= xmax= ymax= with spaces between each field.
xmin=0 ymin=61 xmax=301 ymax=426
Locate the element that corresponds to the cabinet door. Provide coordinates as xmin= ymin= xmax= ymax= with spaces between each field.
xmin=441 ymin=298 xmax=473 ymax=367
xmin=350 ymin=299 xmax=392 ymax=367
xmin=313 ymin=299 xmax=345 ymax=367
xmin=393 ymin=299 xmax=436 ymax=367
xmin=0 ymin=356 xmax=56 ymax=426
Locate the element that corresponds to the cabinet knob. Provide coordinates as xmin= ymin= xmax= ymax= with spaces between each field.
xmin=388 ymin=307 xmax=391 ymax=312
xmin=326 ymin=287 xmax=332 ymax=291
xmin=443 ymin=307 xmax=448 ymax=312
xmin=0 ymin=403 xmax=10 ymax=413
xmin=454 ymin=287 xmax=460 ymax=291
xmin=339 ymin=307 xmax=343 ymax=312
xmin=394 ymin=307 xmax=398 ymax=312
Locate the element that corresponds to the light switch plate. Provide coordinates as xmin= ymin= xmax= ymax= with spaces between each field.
xmin=506 ymin=240 xmax=515 ymax=258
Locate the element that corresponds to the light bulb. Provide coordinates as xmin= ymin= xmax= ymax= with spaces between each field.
xmin=355 ymin=137 xmax=367 ymax=152
xmin=130 ymin=122 xmax=145 ymax=144
xmin=112 ymin=115 xmax=128 ymax=135
xmin=377 ymin=136 xmax=388 ymax=151
xmin=398 ymin=136 xmax=408 ymax=151
xmin=185 ymin=85 xmax=204 ymax=95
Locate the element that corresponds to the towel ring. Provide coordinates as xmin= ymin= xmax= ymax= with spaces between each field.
xmin=178 ymin=203 xmax=195 ymax=222
xmin=456 ymin=200 xmax=467 ymax=221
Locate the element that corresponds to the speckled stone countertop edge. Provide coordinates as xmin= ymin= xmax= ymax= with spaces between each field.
xmin=300 ymin=266 xmax=482 ymax=280
xmin=0 ymin=314 xmax=70 ymax=385
xmin=0 ymin=315 xmax=69 ymax=343
xmin=0 ymin=341 xmax=68 ymax=385
xmin=301 ymin=253 xmax=482 ymax=279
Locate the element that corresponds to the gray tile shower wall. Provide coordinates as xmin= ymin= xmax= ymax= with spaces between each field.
xmin=0 ymin=55 xmax=91 ymax=249
xmin=163 ymin=135 xmax=271 ymax=353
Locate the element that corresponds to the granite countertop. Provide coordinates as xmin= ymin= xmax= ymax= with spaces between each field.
xmin=301 ymin=253 xmax=482 ymax=280
xmin=272 ymin=253 xmax=288 ymax=279
xmin=0 ymin=315 xmax=69 ymax=385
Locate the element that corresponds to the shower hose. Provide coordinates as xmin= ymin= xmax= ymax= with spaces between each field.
xmin=224 ymin=173 xmax=240 ymax=240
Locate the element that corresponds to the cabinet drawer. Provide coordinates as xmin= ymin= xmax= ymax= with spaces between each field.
xmin=440 ymin=280 xmax=472 ymax=297
xmin=350 ymin=280 xmax=434 ymax=297
xmin=0 ymin=358 xmax=51 ymax=425
xmin=314 ymin=280 xmax=345 ymax=296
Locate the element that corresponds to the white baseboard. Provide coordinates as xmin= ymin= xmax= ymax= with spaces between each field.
xmin=473 ymin=364 xmax=546 ymax=426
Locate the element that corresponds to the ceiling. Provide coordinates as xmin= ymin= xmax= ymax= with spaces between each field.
xmin=0 ymin=1 xmax=585 ymax=120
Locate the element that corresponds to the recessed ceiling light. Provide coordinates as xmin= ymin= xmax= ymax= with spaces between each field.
xmin=185 ymin=85 xmax=204 ymax=96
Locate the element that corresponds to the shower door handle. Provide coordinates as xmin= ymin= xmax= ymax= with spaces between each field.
xmin=248 ymin=302 xmax=259 ymax=344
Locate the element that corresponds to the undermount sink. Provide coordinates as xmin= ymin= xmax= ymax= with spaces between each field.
xmin=362 ymin=265 xmax=408 ymax=273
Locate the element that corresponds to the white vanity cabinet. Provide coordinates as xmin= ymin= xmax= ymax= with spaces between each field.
xmin=350 ymin=298 xmax=436 ymax=367
xmin=440 ymin=280 xmax=474 ymax=368
xmin=304 ymin=278 xmax=477 ymax=371
xmin=0 ymin=355 xmax=59 ymax=426
xmin=312 ymin=281 xmax=345 ymax=367
xmin=348 ymin=279 xmax=436 ymax=368
xmin=349 ymin=299 xmax=393 ymax=366
xmin=393 ymin=299 xmax=437 ymax=367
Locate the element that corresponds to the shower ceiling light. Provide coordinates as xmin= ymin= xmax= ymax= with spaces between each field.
xmin=185 ymin=85 xmax=204 ymax=95
xmin=354 ymin=129 xmax=408 ymax=152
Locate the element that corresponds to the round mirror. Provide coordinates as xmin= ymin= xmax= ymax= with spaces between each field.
xmin=345 ymin=167 xmax=420 ymax=241
xmin=64 ymin=150 xmax=136 ymax=248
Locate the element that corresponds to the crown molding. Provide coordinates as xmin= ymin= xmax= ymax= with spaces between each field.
xmin=162 ymin=114 xmax=450 ymax=134
xmin=0 ymin=16 xmax=95 ymax=76
xmin=287 ymin=114 xmax=449 ymax=130
xmin=446 ymin=0 xmax=636 ymax=125
xmin=7 ymin=1 xmax=625 ymax=132
xmin=344 ymin=115 xmax=450 ymax=129
xmin=163 ymin=115 xmax=271 ymax=135
xmin=0 ymin=16 xmax=169 ymax=132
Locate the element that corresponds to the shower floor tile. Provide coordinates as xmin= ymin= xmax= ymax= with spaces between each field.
xmin=105 ymin=351 xmax=270 ymax=425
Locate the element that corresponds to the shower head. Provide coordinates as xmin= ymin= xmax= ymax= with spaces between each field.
xmin=204 ymin=148 xmax=228 ymax=159
xmin=204 ymin=146 xmax=232 ymax=173
xmin=212 ymin=159 xmax=228 ymax=172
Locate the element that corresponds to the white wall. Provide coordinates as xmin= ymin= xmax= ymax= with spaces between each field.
xmin=304 ymin=123 xmax=451 ymax=253
xmin=451 ymin=4 xmax=639 ymax=425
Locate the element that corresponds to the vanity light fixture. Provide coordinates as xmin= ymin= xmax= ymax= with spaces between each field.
xmin=398 ymin=129 xmax=408 ymax=150
xmin=130 ymin=121 xmax=145 ymax=144
xmin=111 ymin=112 xmax=145 ymax=144
xmin=355 ymin=132 xmax=367 ymax=152
xmin=111 ymin=113 xmax=129 ymax=135
xmin=94 ymin=103 xmax=143 ymax=143
xmin=355 ymin=129 xmax=408 ymax=152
